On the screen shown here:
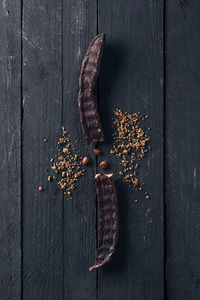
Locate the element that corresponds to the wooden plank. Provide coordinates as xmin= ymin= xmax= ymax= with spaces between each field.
xmin=98 ymin=1 xmax=164 ymax=299
xmin=0 ymin=0 xmax=21 ymax=299
xmin=62 ymin=1 xmax=97 ymax=299
xmin=0 ymin=1 xmax=22 ymax=299
xmin=22 ymin=0 xmax=63 ymax=298
xmin=165 ymin=1 xmax=200 ymax=299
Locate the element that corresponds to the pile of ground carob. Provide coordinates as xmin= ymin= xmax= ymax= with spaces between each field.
xmin=111 ymin=108 xmax=150 ymax=193
xmin=48 ymin=127 xmax=85 ymax=198
xmin=42 ymin=33 xmax=151 ymax=271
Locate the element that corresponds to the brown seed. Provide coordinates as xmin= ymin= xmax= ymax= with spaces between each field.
xmin=38 ymin=186 xmax=43 ymax=191
xmin=100 ymin=161 xmax=107 ymax=169
xmin=82 ymin=156 xmax=89 ymax=165
xmin=93 ymin=148 xmax=101 ymax=155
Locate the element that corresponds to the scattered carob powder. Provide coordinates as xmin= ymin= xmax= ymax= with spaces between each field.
xmin=49 ymin=126 xmax=85 ymax=198
xmin=110 ymin=108 xmax=150 ymax=193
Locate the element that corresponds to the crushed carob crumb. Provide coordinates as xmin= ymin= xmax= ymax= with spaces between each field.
xmin=145 ymin=192 xmax=150 ymax=199
xmin=49 ymin=126 xmax=85 ymax=198
xmin=111 ymin=108 xmax=150 ymax=192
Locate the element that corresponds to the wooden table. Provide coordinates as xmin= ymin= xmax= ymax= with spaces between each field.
xmin=1 ymin=1 xmax=200 ymax=299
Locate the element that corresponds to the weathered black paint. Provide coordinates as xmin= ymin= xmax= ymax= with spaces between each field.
xmin=0 ymin=0 xmax=199 ymax=299
xmin=98 ymin=1 xmax=164 ymax=299
xmin=165 ymin=1 xmax=200 ymax=299
xmin=22 ymin=0 xmax=63 ymax=298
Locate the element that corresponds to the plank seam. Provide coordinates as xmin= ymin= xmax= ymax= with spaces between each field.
xmin=20 ymin=0 xmax=24 ymax=298
xmin=61 ymin=0 xmax=64 ymax=298
xmin=96 ymin=1 xmax=99 ymax=299
xmin=163 ymin=0 xmax=167 ymax=298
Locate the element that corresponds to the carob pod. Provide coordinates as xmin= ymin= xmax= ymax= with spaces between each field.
xmin=78 ymin=33 xmax=105 ymax=144
xmin=89 ymin=173 xmax=118 ymax=271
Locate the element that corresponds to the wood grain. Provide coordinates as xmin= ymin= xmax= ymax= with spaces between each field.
xmin=165 ymin=1 xmax=200 ymax=299
xmin=0 ymin=0 xmax=21 ymax=298
xmin=62 ymin=1 xmax=97 ymax=299
xmin=98 ymin=1 xmax=164 ymax=299
xmin=2 ymin=1 xmax=200 ymax=298
xmin=22 ymin=0 xmax=63 ymax=298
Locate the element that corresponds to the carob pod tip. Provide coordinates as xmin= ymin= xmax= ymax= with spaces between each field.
xmin=78 ymin=33 xmax=105 ymax=145
xmin=89 ymin=173 xmax=118 ymax=271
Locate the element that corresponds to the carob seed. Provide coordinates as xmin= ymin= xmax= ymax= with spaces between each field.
xmin=100 ymin=160 xmax=107 ymax=169
xmin=89 ymin=173 xmax=118 ymax=271
xmin=82 ymin=156 xmax=89 ymax=166
xmin=78 ymin=33 xmax=105 ymax=144
xmin=93 ymin=148 xmax=101 ymax=155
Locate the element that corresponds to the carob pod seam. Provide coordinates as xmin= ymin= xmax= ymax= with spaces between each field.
xmin=89 ymin=173 xmax=118 ymax=271
xmin=78 ymin=33 xmax=105 ymax=144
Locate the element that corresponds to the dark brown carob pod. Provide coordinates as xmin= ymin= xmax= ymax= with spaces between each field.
xmin=89 ymin=173 xmax=118 ymax=271
xmin=78 ymin=33 xmax=105 ymax=144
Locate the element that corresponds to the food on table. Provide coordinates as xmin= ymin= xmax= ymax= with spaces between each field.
xmin=78 ymin=33 xmax=105 ymax=144
xmin=89 ymin=173 xmax=118 ymax=271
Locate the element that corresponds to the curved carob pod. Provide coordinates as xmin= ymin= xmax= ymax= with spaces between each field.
xmin=89 ymin=173 xmax=118 ymax=271
xmin=78 ymin=33 xmax=105 ymax=144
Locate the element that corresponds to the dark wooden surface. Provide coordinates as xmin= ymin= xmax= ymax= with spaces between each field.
xmin=0 ymin=0 xmax=21 ymax=299
xmin=0 ymin=0 xmax=200 ymax=299
xmin=22 ymin=0 xmax=63 ymax=298
xmin=165 ymin=1 xmax=200 ymax=299
xmin=63 ymin=2 xmax=97 ymax=299
xmin=98 ymin=1 xmax=164 ymax=300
